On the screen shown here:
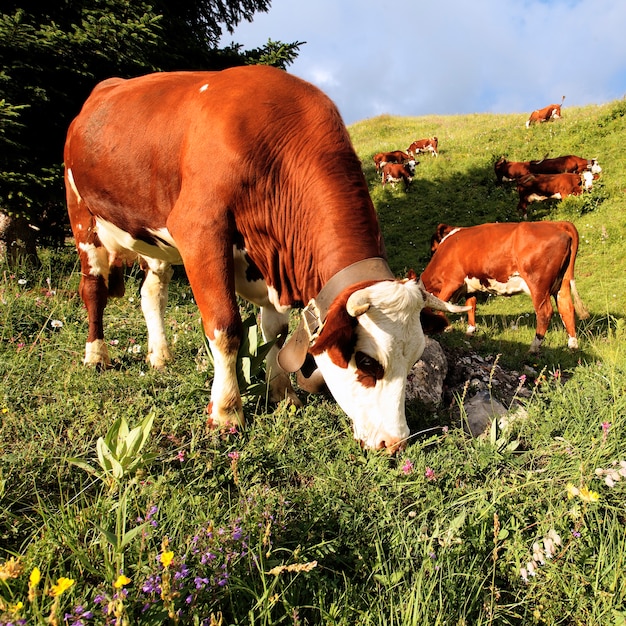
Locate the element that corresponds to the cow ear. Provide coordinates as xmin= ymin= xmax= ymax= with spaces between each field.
xmin=346 ymin=289 xmax=371 ymax=317
xmin=406 ymin=268 xmax=418 ymax=281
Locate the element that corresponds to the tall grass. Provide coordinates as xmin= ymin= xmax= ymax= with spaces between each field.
xmin=1 ymin=100 xmax=626 ymax=625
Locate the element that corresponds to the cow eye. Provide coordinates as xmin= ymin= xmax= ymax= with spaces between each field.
xmin=355 ymin=351 xmax=384 ymax=388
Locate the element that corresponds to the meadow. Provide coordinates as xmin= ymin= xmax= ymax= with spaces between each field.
xmin=1 ymin=99 xmax=625 ymax=625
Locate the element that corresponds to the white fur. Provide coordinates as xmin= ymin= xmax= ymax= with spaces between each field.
xmin=313 ymin=280 xmax=429 ymax=450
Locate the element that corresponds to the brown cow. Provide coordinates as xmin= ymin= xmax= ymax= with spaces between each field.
xmin=381 ymin=160 xmax=417 ymax=191
xmin=516 ymin=171 xmax=594 ymax=218
xmin=529 ymin=155 xmax=602 ymax=176
xmin=407 ymin=137 xmax=438 ymax=158
xmin=373 ymin=150 xmax=411 ymax=172
xmin=494 ymin=158 xmax=532 ymax=184
xmin=64 ymin=66 xmax=467 ymax=451
xmin=422 ymin=221 xmax=589 ymax=353
xmin=526 ymin=96 xmax=565 ymax=128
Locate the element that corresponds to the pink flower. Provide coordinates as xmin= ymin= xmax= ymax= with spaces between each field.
xmin=228 ymin=451 xmax=240 ymax=461
xmin=425 ymin=467 xmax=436 ymax=481
xmin=176 ymin=450 xmax=186 ymax=462
xmin=401 ymin=459 xmax=414 ymax=475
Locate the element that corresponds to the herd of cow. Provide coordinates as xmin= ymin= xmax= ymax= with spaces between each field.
xmin=63 ymin=66 xmax=596 ymax=452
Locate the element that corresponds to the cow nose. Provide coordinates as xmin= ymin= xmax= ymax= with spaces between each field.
xmin=361 ymin=436 xmax=406 ymax=454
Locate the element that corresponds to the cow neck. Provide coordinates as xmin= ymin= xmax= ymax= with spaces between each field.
xmin=277 ymin=257 xmax=394 ymax=373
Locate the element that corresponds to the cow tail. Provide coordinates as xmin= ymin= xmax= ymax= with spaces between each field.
xmin=570 ymin=280 xmax=589 ymax=320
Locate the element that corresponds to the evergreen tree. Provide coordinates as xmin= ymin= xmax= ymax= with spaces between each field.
xmin=0 ymin=1 xmax=302 ymax=263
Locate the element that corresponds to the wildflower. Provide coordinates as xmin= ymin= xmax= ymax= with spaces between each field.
xmin=176 ymin=449 xmax=186 ymax=462
xmin=518 ymin=374 xmax=527 ymax=385
xmin=17 ymin=278 xmax=27 ymax=285
xmin=50 ymin=576 xmax=74 ymax=596
xmin=160 ymin=550 xmax=174 ymax=568
xmin=566 ymin=483 xmax=579 ymax=499
xmin=1 ymin=407 xmax=8 ymax=414
xmin=228 ymin=450 xmax=240 ymax=461
xmin=130 ymin=344 xmax=142 ymax=354
xmin=114 ymin=574 xmax=131 ymax=588
xmin=425 ymin=467 xmax=436 ymax=481
xmin=578 ymin=486 xmax=600 ymax=503
xmin=401 ymin=459 xmax=414 ymax=475
xmin=571 ymin=529 xmax=581 ymax=538
xmin=50 ymin=319 xmax=63 ymax=329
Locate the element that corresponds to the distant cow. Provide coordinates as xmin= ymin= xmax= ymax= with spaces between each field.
xmin=422 ymin=221 xmax=589 ymax=353
xmin=494 ymin=158 xmax=532 ymax=184
xmin=381 ymin=160 xmax=417 ymax=191
xmin=526 ymin=96 xmax=565 ymax=128
xmin=516 ymin=171 xmax=593 ymax=218
xmin=529 ymin=155 xmax=602 ymax=176
xmin=373 ymin=150 xmax=411 ymax=172
xmin=64 ymin=66 xmax=468 ymax=452
xmin=407 ymin=137 xmax=438 ymax=158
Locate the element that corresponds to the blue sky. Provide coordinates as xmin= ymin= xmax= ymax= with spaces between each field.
xmin=223 ymin=0 xmax=626 ymax=125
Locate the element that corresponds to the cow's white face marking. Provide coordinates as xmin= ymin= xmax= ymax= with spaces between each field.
xmin=94 ymin=218 xmax=183 ymax=265
xmin=313 ymin=280 xmax=430 ymax=450
xmin=582 ymin=171 xmax=593 ymax=189
xmin=590 ymin=160 xmax=602 ymax=175
xmin=464 ymin=273 xmax=530 ymax=297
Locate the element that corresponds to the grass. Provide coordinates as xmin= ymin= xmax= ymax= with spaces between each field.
xmin=1 ymin=99 xmax=626 ymax=625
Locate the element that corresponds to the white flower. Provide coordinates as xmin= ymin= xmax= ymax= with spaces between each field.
xmin=50 ymin=319 xmax=63 ymax=329
xmin=17 ymin=278 xmax=27 ymax=285
xmin=130 ymin=344 xmax=142 ymax=354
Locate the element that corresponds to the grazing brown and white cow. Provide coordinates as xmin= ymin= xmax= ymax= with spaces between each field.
xmin=407 ymin=137 xmax=438 ymax=158
xmin=529 ymin=155 xmax=602 ymax=176
xmin=373 ymin=150 xmax=410 ymax=172
xmin=380 ymin=160 xmax=417 ymax=191
xmin=516 ymin=171 xmax=593 ymax=218
xmin=526 ymin=96 xmax=565 ymax=128
xmin=422 ymin=221 xmax=589 ymax=353
xmin=64 ymin=66 xmax=467 ymax=451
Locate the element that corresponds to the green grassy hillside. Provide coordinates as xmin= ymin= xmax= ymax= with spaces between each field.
xmin=0 ymin=100 xmax=625 ymax=625
xmin=349 ymin=101 xmax=626 ymax=370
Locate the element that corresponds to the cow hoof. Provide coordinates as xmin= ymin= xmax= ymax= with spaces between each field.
xmin=206 ymin=402 xmax=245 ymax=430
xmin=84 ymin=339 xmax=111 ymax=368
xmin=147 ymin=348 xmax=172 ymax=370
xmin=466 ymin=325 xmax=477 ymax=335
xmin=568 ymin=336 xmax=579 ymax=350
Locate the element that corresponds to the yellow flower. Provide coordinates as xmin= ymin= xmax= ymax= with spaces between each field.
xmin=114 ymin=574 xmax=131 ymax=588
xmin=29 ymin=566 xmax=41 ymax=588
xmin=50 ymin=576 xmax=74 ymax=596
xmin=578 ymin=486 xmax=600 ymax=503
xmin=160 ymin=550 xmax=174 ymax=568
xmin=10 ymin=600 xmax=24 ymax=613
xmin=1 ymin=407 xmax=8 ymax=414
xmin=566 ymin=483 xmax=579 ymax=499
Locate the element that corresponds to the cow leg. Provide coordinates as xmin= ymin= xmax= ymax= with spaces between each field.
xmin=554 ymin=284 xmax=578 ymax=350
xmin=465 ymin=296 xmax=478 ymax=334
xmin=66 ymin=171 xmax=112 ymax=367
xmin=139 ymin=257 xmax=174 ymax=369
xmin=530 ymin=293 xmax=554 ymax=353
xmin=260 ymin=306 xmax=302 ymax=407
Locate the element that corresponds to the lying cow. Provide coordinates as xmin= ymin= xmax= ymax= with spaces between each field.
xmin=373 ymin=150 xmax=411 ymax=172
xmin=422 ymin=221 xmax=589 ymax=353
xmin=494 ymin=158 xmax=532 ymax=184
xmin=64 ymin=66 xmax=467 ymax=452
xmin=526 ymin=96 xmax=565 ymax=128
xmin=516 ymin=171 xmax=593 ymax=218
xmin=407 ymin=137 xmax=438 ymax=158
xmin=529 ymin=155 xmax=602 ymax=176
xmin=381 ymin=160 xmax=417 ymax=191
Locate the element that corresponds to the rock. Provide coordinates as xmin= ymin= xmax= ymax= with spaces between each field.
xmin=460 ymin=390 xmax=508 ymax=437
xmin=406 ymin=337 xmax=448 ymax=408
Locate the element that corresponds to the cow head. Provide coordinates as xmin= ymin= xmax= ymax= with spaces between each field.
xmin=406 ymin=160 xmax=418 ymax=176
xmin=307 ymin=274 xmax=468 ymax=451
xmin=589 ymin=159 xmax=602 ymax=176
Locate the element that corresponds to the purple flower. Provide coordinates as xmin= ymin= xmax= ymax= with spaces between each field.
xmin=401 ymin=459 xmax=414 ymax=475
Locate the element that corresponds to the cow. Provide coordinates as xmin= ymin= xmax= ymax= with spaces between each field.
xmin=373 ymin=150 xmax=410 ymax=172
xmin=516 ymin=171 xmax=594 ymax=218
xmin=381 ymin=160 xmax=417 ymax=191
xmin=526 ymin=96 xmax=565 ymax=128
xmin=407 ymin=137 xmax=438 ymax=158
xmin=529 ymin=155 xmax=602 ymax=177
xmin=422 ymin=221 xmax=589 ymax=353
xmin=64 ymin=66 xmax=468 ymax=452
xmin=494 ymin=158 xmax=532 ymax=184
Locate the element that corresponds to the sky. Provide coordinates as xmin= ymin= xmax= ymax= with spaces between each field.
xmin=222 ymin=0 xmax=626 ymax=125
